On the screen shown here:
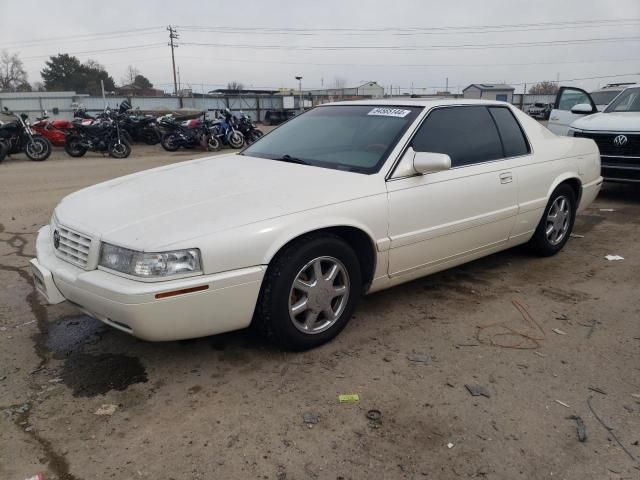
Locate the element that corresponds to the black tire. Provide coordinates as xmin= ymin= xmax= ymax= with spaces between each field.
xmin=0 ymin=141 xmax=7 ymax=162
xmin=142 ymin=128 xmax=161 ymax=145
xmin=528 ymin=184 xmax=577 ymax=256
xmin=253 ymin=233 xmax=362 ymax=351
xmin=108 ymin=139 xmax=132 ymax=159
xmin=64 ymin=136 xmax=87 ymax=157
xmin=228 ymin=131 xmax=245 ymax=149
xmin=25 ymin=135 xmax=52 ymax=161
xmin=161 ymin=133 xmax=180 ymax=151
xmin=207 ymin=136 xmax=221 ymax=151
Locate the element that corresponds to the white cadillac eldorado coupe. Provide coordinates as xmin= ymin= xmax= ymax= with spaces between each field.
xmin=31 ymin=100 xmax=602 ymax=350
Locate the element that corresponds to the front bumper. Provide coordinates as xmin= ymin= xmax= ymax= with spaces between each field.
xmin=32 ymin=226 xmax=266 ymax=341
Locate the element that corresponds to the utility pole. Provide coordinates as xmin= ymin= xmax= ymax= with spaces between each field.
xmin=167 ymin=26 xmax=179 ymax=96
xmin=295 ymin=76 xmax=303 ymax=112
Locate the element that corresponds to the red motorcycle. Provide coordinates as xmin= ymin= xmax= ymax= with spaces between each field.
xmin=31 ymin=112 xmax=74 ymax=147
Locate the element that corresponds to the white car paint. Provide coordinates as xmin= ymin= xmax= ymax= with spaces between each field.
xmin=31 ymin=99 xmax=602 ymax=342
xmin=570 ymin=110 xmax=640 ymax=132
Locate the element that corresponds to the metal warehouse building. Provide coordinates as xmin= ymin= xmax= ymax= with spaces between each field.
xmin=462 ymin=84 xmax=515 ymax=102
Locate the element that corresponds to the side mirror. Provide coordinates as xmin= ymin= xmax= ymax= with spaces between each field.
xmin=3 ymin=107 xmax=7 ymax=112
xmin=413 ymin=151 xmax=451 ymax=174
xmin=571 ymin=103 xmax=594 ymax=114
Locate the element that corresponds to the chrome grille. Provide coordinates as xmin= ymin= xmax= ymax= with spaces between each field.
xmin=53 ymin=224 xmax=92 ymax=268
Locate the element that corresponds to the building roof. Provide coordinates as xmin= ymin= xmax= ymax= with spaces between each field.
xmin=463 ymin=84 xmax=515 ymax=92
xmin=0 ymin=91 xmax=87 ymax=98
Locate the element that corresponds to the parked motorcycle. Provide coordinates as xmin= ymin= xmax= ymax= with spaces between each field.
xmin=237 ymin=112 xmax=264 ymax=145
xmin=116 ymin=100 xmax=162 ymax=145
xmin=211 ymin=109 xmax=245 ymax=149
xmin=0 ymin=107 xmax=52 ymax=162
xmin=31 ymin=112 xmax=74 ymax=147
xmin=64 ymin=110 xmax=131 ymax=159
xmin=159 ymin=112 xmax=220 ymax=152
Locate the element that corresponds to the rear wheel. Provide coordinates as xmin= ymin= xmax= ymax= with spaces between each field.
xmin=253 ymin=233 xmax=362 ymax=351
xmin=528 ymin=184 xmax=576 ymax=256
xmin=207 ymin=136 xmax=221 ymax=151
xmin=161 ymin=133 xmax=180 ymax=151
xmin=25 ymin=136 xmax=52 ymax=161
xmin=142 ymin=128 xmax=161 ymax=145
xmin=64 ymin=136 xmax=87 ymax=157
xmin=108 ymin=139 xmax=131 ymax=158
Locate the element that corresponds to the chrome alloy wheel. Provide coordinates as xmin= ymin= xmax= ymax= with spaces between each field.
xmin=288 ymin=256 xmax=350 ymax=334
xmin=545 ymin=195 xmax=571 ymax=245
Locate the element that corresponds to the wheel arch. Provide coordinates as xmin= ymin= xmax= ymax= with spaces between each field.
xmin=547 ymin=174 xmax=582 ymax=206
xmin=263 ymin=223 xmax=378 ymax=291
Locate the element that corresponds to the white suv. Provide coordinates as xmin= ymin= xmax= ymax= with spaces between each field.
xmin=548 ymin=84 xmax=640 ymax=183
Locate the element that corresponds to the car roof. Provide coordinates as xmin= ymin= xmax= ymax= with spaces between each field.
xmin=591 ymin=83 xmax=640 ymax=93
xmin=319 ymin=98 xmax=512 ymax=108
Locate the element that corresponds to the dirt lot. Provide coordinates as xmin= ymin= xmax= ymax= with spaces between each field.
xmin=1 ymin=145 xmax=639 ymax=480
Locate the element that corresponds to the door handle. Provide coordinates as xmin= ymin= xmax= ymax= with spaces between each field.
xmin=499 ymin=172 xmax=513 ymax=184
xmin=550 ymin=116 xmax=559 ymax=120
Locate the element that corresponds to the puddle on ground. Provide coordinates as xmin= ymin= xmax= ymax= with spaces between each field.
xmin=45 ymin=315 xmax=108 ymax=358
xmin=60 ymin=353 xmax=148 ymax=397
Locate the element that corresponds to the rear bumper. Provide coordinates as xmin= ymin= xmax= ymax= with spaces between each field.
xmin=32 ymin=225 xmax=266 ymax=341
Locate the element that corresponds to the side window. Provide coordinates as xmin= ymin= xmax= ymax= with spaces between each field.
xmin=557 ymin=89 xmax=591 ymax=111
xmin=488 ymin=107 xmax=530 ymax=157
xmin=411 ymin=106 xmax=503 ymax=167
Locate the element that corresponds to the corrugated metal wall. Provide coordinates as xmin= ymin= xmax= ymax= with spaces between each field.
xmin=0 ymin=94 xmax=285 ymax=122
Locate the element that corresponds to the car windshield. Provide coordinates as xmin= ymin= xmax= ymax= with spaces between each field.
xmin=242 ymin=105 xmax=421 ymax=174
xmin=604 ymin=87 xmax=640 ymax=112
xmin=590 ymin=90 xmax=622 ymax=106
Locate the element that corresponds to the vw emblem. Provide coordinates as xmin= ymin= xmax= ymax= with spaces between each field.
xmin=53 ymin=229 xmax=60 ymax=249
xmin=613 ymin=135 xmax=628 ymax=147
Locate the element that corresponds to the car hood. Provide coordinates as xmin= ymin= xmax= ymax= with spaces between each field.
xmin=54 ymin=154 xmax=382 ymax=250
xmin=571 ymin=111 xmax=640 ymax=132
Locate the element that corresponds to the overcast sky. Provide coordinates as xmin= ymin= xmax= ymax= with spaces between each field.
xmin=1 ymin=0 xmax=639 ymax=94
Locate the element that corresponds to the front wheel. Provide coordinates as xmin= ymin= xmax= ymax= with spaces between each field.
xmin=253 ymin=233 xmax=362 ymax=351
xmin=161 ymin=133 xmax=180 ymax=151
xmin=108 ymin=139 xmax=131 ymax=158
xmin=528 ymin=184 xmax=576 ymax=256
xmin=0 ymin=141 xmax=8 ymax=162
xmin=25 ymin=136 xmax=52 ymax=161
xmin=64 ymin=136 xmax=87 ymax=157
xmin=227 ymin=131 xmax=244 ymax=149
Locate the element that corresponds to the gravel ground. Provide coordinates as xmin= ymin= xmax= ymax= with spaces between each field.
xmin=1 ymin=143 xmax=639 ymax=480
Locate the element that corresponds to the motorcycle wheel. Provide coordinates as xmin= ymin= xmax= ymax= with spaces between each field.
xmin=207 ymin=136 xmax=221 ymax=151
xmin=161 ymin=133 xmax=180 ymax=151
xmin=25 ymin=136 xmax=52 ymax=161
xmin=228 ymin=131 xmax=245 ymax=149
xmin=0 ymin=141 xmax=7 ymax=162
xmin=143 ymin=128 xmax=161 ymax=145
xmin=108 ymin=139 xmax=132 ymax=159
xmin=64 ymin=136 xmax=88 ymax=157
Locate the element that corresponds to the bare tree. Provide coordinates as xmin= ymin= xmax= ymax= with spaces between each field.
xmin=0 ymin=50 xmax=29 ymax=92
xmin=227 ymin=81 xmax=244 ymax=91
xmin=528 ymin=81 xmax=559 ymax=95
xmin=331 ymin=77 xmax=347 ymax=89
xmin=123 ymin=65 xmax=140 ymax=85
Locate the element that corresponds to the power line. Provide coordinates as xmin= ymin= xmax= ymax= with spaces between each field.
xmin=179 ymin=20 xmax=640 ymax=37
xmin=1 ymin=27 xmax=164 ymax=48
xmin=177 ymin=18 xmax=640 ymax=33
xmin=21 ymin=44 xmax=166 ymax=60
xmin=182 ymin=35 xmax=640 ymax=52
xmin=168 ymin=54 xmax=640 ymax=69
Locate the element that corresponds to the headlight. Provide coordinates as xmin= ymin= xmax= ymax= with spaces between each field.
xmin=567 ymin=128 xmax=580 ymax=137
xmin=99 ymin=243 xmax=202 ymax=279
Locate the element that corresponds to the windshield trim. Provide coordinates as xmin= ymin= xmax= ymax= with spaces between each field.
xmin=240 ymin=104 xmax=423 ymax=175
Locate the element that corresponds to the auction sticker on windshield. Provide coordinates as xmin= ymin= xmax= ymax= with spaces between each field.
xmin=367 ymin=107 xmax=412 ymax=118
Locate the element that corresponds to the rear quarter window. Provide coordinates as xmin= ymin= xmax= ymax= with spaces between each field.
xmin=488 ymin=107 xmax=531 ymax=158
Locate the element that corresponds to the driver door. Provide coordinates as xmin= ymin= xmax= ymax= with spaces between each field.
xmin=548 ymin=87 xmax=597 ymax=135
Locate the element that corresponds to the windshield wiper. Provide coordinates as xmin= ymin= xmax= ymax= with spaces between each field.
xmin=276 ymin=154 xmax=310 ymax=165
